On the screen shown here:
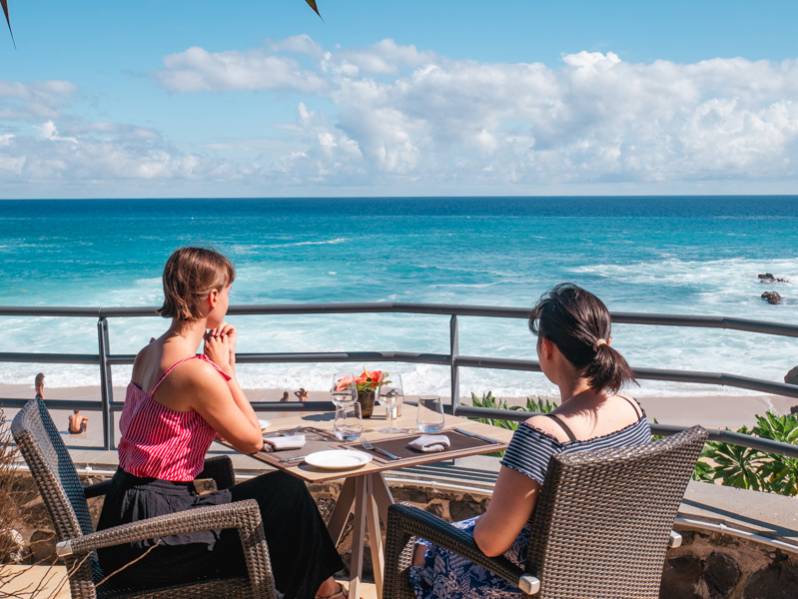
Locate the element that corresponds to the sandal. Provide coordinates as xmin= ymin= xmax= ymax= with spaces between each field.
xmin=315 ymin=581 xmax=347 ymax=599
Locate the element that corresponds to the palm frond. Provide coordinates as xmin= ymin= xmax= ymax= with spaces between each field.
xmin=1 ymin=0 xmax=14 ymax=47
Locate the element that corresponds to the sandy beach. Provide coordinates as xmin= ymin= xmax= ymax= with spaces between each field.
xmin=2 ymin=382 xmax=795 ymax=451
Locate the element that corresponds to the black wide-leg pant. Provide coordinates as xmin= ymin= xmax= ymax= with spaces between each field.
xmin=98 ymin=469 xmax=344 ymax=599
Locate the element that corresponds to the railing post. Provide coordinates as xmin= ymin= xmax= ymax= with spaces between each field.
xmin=97 ymin=317 xmax=114 ymax=450
xmin=450 ymin=314 xmax=460 ymax=415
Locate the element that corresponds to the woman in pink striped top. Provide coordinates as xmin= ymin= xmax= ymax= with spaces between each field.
xmin=97 ymin=247 xmax=345 ymax=599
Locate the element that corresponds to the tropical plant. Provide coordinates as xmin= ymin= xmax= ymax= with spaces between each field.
xmin=469 ymin=391 xmax=556 ymax=431
xmin=695 ymin=412 xmax=798 ymax=496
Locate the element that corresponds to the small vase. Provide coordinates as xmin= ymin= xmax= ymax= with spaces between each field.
xmin=357 ymin=389 xmax=376 ymax=419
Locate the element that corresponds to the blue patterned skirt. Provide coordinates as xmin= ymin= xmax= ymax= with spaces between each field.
xmin=409 ymin=516 xmax=532 ymax=598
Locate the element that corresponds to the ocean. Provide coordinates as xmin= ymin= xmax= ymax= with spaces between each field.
xmin=1 ymin=196 xmax=797 ymax=398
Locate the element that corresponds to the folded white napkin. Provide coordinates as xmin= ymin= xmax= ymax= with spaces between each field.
xmin=263 ymin=434 xmax=306 ymax=451
xmin=408 ymin=434 xmax=451 ymax=453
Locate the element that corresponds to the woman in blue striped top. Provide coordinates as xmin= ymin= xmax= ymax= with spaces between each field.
xmin=409 ymin=283 xmax=652 ymax=598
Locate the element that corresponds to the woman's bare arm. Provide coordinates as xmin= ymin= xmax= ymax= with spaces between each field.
xmin=185 ymin=360 xmax=263 ymax=454
xmin=473 ymin=466 xmax=541 ymax=557
xmin=204 ymin=324 xmax=260 ymax=431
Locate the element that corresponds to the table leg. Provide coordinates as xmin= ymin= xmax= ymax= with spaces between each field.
xmin=365 ymin=476 xmax=385 ymax=598
xmin=371 ymin=472 xmax=395 ymax=526
xmin=348 ymin=476 xmax=368 ymax=599
xmin=327 ymin=476 xmax=356 ymax=546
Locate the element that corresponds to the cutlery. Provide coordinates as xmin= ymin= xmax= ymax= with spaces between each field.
xmin=453 ymin=427 xmax=501 ymax=445
xmin=361 ymin=439 xmax=399 ymax=460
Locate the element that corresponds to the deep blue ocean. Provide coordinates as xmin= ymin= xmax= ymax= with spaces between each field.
xmin=1 ymin=196 xmax=797 ymax=397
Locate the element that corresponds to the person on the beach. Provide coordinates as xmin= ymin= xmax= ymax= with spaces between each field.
xmin=67 ymin=409 xmax=88 ymax=434
xmin=96 ymin=247 xmax=345 ymax=599
xmin=409 ymin=283 xmax=652 ymax=598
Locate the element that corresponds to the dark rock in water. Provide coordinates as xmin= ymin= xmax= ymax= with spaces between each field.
xmin=761 ymin=291 xmax=782 ymax=305
xmin=705 ymin=552 xmax=741 ymax=598
xmin=786 ymin=366 xmax=798 ymax=386
xmin=660 ymin=555 xmax=703 ymax=599
xmin=758 ymin=273 xmax=790 ymax=284
xmin=743 ymin=559 xmax=798 ymax=599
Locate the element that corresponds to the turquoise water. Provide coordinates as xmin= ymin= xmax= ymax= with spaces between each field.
xmin=1 ymin=196 xmax=797 ymax=396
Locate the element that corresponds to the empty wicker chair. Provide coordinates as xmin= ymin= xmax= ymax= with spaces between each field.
xmin=385 ymin=425 xmax=707 ymax=598
xmin=11 ymin=397 xmax=277 ymax=599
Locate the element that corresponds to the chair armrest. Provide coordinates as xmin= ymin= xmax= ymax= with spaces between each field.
xmin=199 ymin=455 xmax=236 ymax=490
xmin=385 ymin=503 xmax=537 ymax=593
xmin=57 ymin=499 xmax=261 ymax=557
xmin=83 ymin=479 xmax=113 ymax=499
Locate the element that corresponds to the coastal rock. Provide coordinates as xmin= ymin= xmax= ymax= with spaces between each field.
xmin=761 ymin=291 xmax=782 ymax=305
xmin=758 ymin=273 xmax=790 ymax=284
xmin=785 ymin=366 xmax=798 ymax=386
xmin=704 ymin=552 xmax=741 ymax=598
xmin=743 ymin=559 xmax=798 ymax=599
xmin=660 ymin=555 xmax=703 ymax=599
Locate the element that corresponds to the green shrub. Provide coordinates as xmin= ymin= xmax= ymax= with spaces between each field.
xmin=469 ymin=391 xmax=556 ymax=431
xmin=696 ymin=411 xmax=798 ymax=496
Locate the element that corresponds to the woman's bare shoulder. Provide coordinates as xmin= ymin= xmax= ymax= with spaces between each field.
xmin=523 ymin=413 xmax=570 ymax=443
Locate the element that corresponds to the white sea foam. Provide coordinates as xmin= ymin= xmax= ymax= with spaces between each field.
xmin=269 ymin=238 xmax=348 ymax=248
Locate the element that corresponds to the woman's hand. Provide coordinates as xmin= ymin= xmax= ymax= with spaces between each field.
xmin=217 ymin=323 xmax=237 ymax=371
xmin=204 ymin=327 xmax=235 ymax=376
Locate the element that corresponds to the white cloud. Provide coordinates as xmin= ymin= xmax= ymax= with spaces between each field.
xmin=5 ymin=40 xmax=798 ymax=196
xmin=270 ymin=34 xmax=324 ymax=59
xmin=0 ymin=80 xmax=77 ymax=120
xmin=156 ymin=46 xmax=326 ymax=92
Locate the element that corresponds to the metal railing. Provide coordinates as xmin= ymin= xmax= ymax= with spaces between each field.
xmin=1 ymin=302 xmax=798 ymax=457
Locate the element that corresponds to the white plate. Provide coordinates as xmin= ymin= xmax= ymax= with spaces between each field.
xmin=304 ymin=449 xmax=373 ymax=470
xmin=258 ymin=419 xmax=270 ymax=432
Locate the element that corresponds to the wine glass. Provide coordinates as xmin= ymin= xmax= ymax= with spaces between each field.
xmin=378 ymin=373 xmax=404 ymax=434
xmin=330 ymin=372 xmax=357 ymax=408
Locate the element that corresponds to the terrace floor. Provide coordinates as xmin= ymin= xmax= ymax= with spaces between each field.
xmin=0 ymin=566 xmax=378 ymax=599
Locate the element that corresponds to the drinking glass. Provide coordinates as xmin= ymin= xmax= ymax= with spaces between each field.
xmin=334 ymin=402 xmax=363 ymax=441
xmin=331 ymin=372 xmax=357 ymax=408
xmin=417 ymin=395 xmax=445 ymax=433
xmin=378 ymin=374 xmax=404 ymax=434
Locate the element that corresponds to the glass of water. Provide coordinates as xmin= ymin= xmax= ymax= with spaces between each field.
xmin=417 ymin=395 xmax=445 ymax=433
xmin=334 ymin=402 xmax=363 ymax=441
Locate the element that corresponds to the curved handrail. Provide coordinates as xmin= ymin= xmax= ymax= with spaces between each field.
xmin=1 ymin=302 xmax=797 ymax=454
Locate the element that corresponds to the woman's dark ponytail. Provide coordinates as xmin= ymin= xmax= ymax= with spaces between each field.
xmin=582 ymin=343 xmax=634 ymax=394
xmin=529 ymin=283 xmax=636 ymax=394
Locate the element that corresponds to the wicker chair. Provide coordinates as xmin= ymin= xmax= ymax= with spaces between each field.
xmin=385 ymin=425 xmax=708 ymax=598
xmin=11 ymin=397 xmax=277 ymax=599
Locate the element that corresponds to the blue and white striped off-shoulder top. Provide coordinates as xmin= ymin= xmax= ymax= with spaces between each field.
xmin=500 ymin=412 xmax=652 ymax=485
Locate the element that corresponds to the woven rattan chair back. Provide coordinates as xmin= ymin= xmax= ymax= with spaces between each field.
xmin=525 ymin=425 xmax=707 ymax=599
xmin=11 ymin=398 xmax=102 ymax=584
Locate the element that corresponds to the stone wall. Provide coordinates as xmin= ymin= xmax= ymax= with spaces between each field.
xmin=662 ymin=531 xmax=798 ymax=599
xmin=6 ymin=473 xmax=797 ymax=598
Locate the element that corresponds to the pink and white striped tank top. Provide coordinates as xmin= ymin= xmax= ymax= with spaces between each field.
xmin=118 ymin=354 xmax=231 ymax=482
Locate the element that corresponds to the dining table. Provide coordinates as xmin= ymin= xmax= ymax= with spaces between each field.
xmin=234 ymin=401 xmax=514 ymax=599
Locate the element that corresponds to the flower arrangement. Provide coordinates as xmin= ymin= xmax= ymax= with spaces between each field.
xmin=335 ymin=369 xmax=389 ymax=392
xmin=335 ymin=369 xmax=390 ymax=418
xmin=355 ymin=369 xmax=389 ymax=392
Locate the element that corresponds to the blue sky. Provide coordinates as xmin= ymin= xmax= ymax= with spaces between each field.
xmin=1 ymin=1 xmax=798 ymax=197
